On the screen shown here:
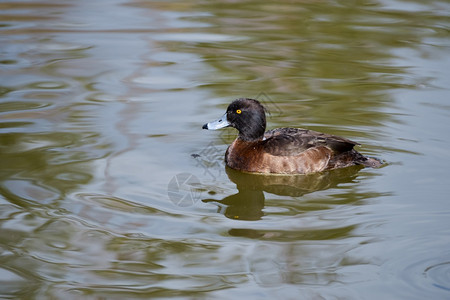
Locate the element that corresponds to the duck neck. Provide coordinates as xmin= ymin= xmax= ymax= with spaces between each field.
xmin=237 ymin=124 xmax=266 ymax=142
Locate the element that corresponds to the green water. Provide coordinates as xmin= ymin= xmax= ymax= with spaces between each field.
xmin=1 ymin=0 xmax=450 ymax=299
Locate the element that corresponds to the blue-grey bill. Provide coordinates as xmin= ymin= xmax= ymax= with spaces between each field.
xmin=202 ymin=113 xmax=230 ymax=130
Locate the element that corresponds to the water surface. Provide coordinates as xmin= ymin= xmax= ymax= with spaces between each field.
xmin=1 ymin=0 xmax=450 ymax=299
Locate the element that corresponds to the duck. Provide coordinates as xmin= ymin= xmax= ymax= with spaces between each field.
xmin=202 ymin=98 xmax=382 ymax=174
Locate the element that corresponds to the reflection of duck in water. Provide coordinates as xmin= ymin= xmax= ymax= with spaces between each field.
xmin=203 ymin=166 xmax=363 ymax=221
xmin=203 ymin=98 xmax=382 ymax=174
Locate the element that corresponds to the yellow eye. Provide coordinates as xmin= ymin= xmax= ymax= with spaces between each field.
xmin=236 ymin=109 xmax=242 ymax=114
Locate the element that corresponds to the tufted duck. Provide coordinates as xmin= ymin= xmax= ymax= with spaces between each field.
xmin=202 ymin=98 xmax=382 ymax=174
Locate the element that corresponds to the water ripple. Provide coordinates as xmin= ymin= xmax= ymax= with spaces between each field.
xmin=383 ymin=251 xmax=450 ymax=298
xmin=424 ymin=261 xmax=450 ymax=291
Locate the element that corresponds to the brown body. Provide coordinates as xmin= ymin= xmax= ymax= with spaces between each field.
xmin=225 ymin=128 xmax=379 ymax=174
xmin=226 ymin=139 xmax=331 ymax=174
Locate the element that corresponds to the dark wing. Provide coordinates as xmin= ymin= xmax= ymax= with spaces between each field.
xmin=262 ymin=128 xmax=359 ymax=157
